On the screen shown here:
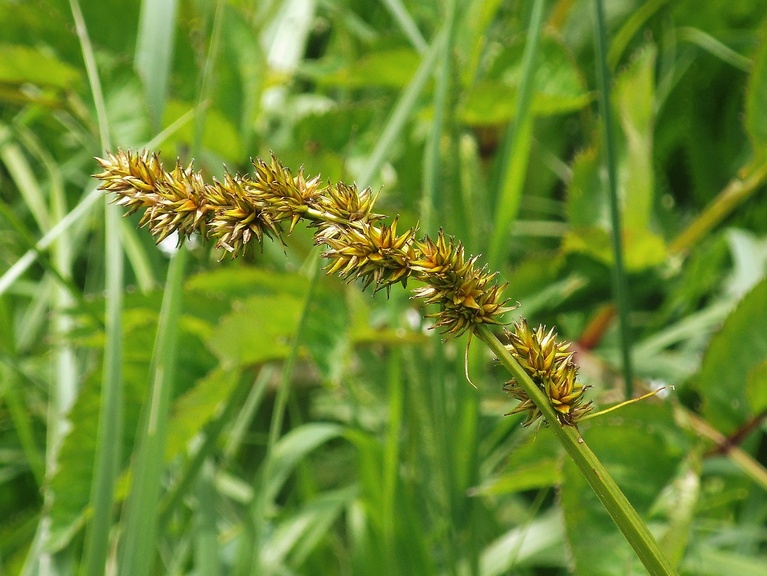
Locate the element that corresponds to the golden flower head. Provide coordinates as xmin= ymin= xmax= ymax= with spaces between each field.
xmin=503 ymin=319 xmax=592 ymax=426
xmin=410 ymin=231 xmax=514 ymax=338
xmin=205 ymin=171 xmax=283 ymax=257
xmin=321 ymin=218 xmax=417 ymax=293
xmin=95 ymin=150 xmax=209 ymax=244
xmin=244 ymin=154 xmax=322 ymax=233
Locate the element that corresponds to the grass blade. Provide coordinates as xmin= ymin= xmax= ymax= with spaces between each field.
xmin=117 ymin=247 xmax=187 ymax=576
xmin=381 ymin=0 xmax=427 ymax=54
xmin=358 ymin=26 xmax=444 ymax=186
xmin=135 ymin=0 xmax=179 ymax=128
xmin=65 ymin=2 xmax=122 ymax=576
xmin=240 ymin=260 xmax=321 ymax=575
xmin=487 ymin=0 xmax=546 ymax=269
xmin=593 ymin=0 xmax=634 ymax=396
xmin=421 ymin=0 xmax=457 ymax=235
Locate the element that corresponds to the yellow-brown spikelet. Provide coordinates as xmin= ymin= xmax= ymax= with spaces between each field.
xmin=315 ymin=182 xmax=384 ymax=224
xmin=503 ymin=319 xmax=592 ymax=426
xmin=244 ymin=154 xmax=322 ymax=233
xmin=206 ymin=171 xmax=283 ymax=257
xmin=146 ymin=159 xmax=209 ymax=244
xmin=410 ymin=231 xmax=514 ymax=337
xmin=321 ymin=218 xmax=416 ymax=293
xmin=95 ymin=150 xmax=209 ymax=244
xmin=95 ymin=150 xmax=165 ymax=214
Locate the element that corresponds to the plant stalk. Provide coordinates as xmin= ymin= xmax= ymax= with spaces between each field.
xmin=477 ymin=324 xmax=677 ymax=576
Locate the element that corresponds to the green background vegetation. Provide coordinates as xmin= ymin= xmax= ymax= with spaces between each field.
xmin=1 ymin=0 xmax=767 ymax=574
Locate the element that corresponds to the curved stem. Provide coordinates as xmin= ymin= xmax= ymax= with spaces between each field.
xmin=476 ymin=324 xmax=677 ymax=576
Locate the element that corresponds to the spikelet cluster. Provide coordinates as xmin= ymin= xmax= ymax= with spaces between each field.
xmin=411 ymin=231 xmax=512 ymax=337
xmin=94 ymin=149 xmax=512 ymax=338
xmin=503 ymin=319 xmax=592 ymax=426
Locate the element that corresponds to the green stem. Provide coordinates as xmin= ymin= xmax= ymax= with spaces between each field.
xmin=487 ymin=0 xmax=545 ymax=269
xmin=593 ymin=0 xmax=634 ymax=398
xmin=476 ymin=324 xmax=677 ymax=576
xmin=668 ymin=159 xmax=767 ymax=254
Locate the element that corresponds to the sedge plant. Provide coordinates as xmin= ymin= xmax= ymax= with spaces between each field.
xmin=94 ymin=149 xmax=678 ymax=576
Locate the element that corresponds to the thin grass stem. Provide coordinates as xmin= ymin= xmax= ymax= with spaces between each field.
xmin=593 ymin=0 xmax=634 ymax=398
xmin=245 ymin=257 xmax=321 ymax=574
xmin=487 ymin=0 xmax=545 ymax=269
xmin=68 ymin=0 xmax=122 ymax=574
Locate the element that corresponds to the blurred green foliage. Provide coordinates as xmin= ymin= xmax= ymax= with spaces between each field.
xmin=1 ymin=0 xmax=766 ymax=575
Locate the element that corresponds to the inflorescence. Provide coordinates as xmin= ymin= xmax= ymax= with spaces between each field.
xmin=95 ymin=149 xmax=591 ymax=425
xmin=503 ymin=319 xmax=592 ymax=426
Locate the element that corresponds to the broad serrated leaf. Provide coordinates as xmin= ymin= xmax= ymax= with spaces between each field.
xmin=567 ymin=145 xmax=608 ymax=228
xmin=0 ymin=44 xmax=80 ymax=89
xmin=318 ymin=48 xmax=420 ymax=89
xmin=697 ymin=277 xmax=767 ymax=433
xmin=206 ymin=293 xmax=301 ymax=367
xmin=746 ymin=359 xmax=767 ymax=415
xmin=164 ymin=367 xmax=240 ymax=460
xmin=187 ymin=267 xmax=309 ymax=300
xmin=303 ymin=285 xmax=350 ymax=384
xmin=563 ymin=45 xmax=666 ymax=271
xmin=462 ymin=34 xmax=591 ymax=125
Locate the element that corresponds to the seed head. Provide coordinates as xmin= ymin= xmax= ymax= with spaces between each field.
xmin=410 ymin=231 xmax=514 ymax=337
xmin=321 ymin=218 xmax=416 ymax=293
xmin=503 ymin=319 xmax=592 ymax=426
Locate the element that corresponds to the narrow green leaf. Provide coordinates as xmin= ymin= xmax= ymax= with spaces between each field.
xmin=380 ymin=0 xmax=427 ymax=53
xmin=117 ymin=248 xmax=187 ymax=576
xmin=65 ymin=2 xmax=118 ymax=575
xmin=193 ymin=462 xmax=221 ymax=576
xmin=262 ymin=486 xmax=357 ymax=569
xmin=593 ymin=0 xmax=634 ymax=396
xmin=487 ymin=0 xmax=545 ymax=269
xmin=357 ymin=29 xmax=444 ymax=186
xmin=479 ymin=511 xmax=566 ymax=576
xmin=744 ymin=17 xmax=767 ymax=153
xmin=134 ymin=0 xmax=178 ymax=129
xmin=656 ymin=453 xmax=701 ymax=566
xmin=266 ymin=422 xmax=344 ymax=503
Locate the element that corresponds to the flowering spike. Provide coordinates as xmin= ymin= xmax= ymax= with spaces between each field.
xmin=502 ymin=319 xmax=592 ymax=427
xmin=94 ymin=149 xmax=514 ymax=341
